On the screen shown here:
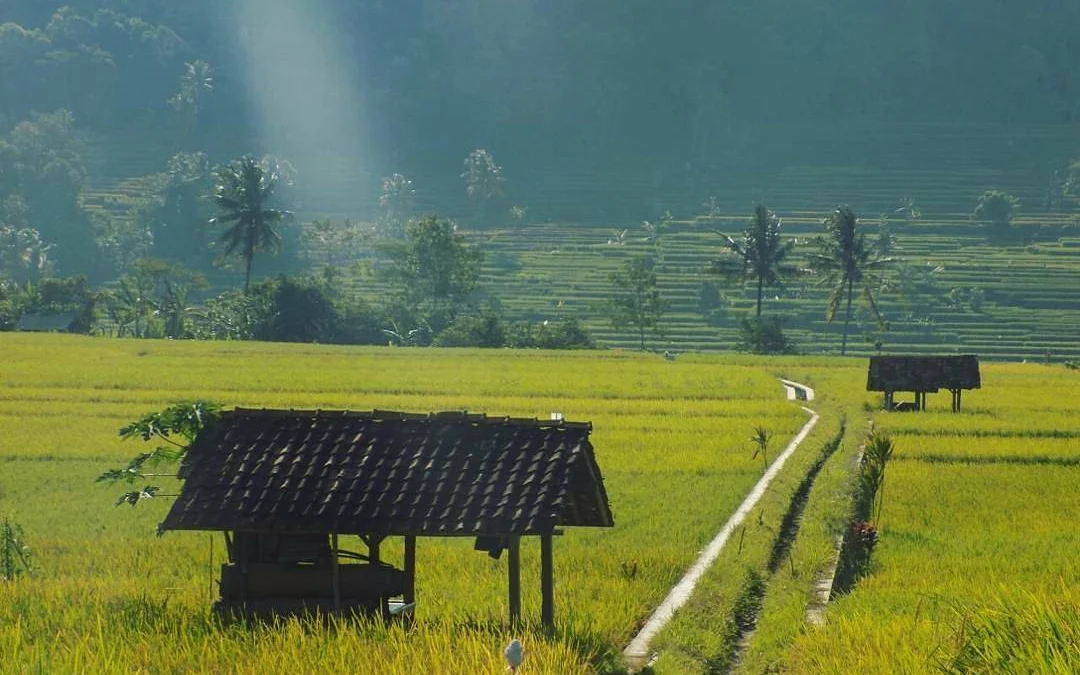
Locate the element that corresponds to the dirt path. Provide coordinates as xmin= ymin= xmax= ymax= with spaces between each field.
xmin=621 ymin=381 xmax=818 ymax=671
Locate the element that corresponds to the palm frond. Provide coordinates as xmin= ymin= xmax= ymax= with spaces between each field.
xmin=863 ymin=282 xmax=884 ymax=325
xmin=824 ymin=283 xmax=845 ymax=322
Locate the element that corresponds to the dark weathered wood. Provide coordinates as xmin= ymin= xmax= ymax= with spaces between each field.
xmin=209 ymin=535 xmax=215 ymax=602
xmin=508 ymin=536 xmax=521 ymax=627
xmin=214 ymin=597 xmax=380 ymax=623
xmin=367 ymin=535 xmax=385 ymax=616
xmin=404 ymin=536 xmax=416 ymax=605
xmin=540 ymin=534 xmax=554 ymax=629
xmin=331 ymin=533 xmax=341 ymax=612
xmin=218 ymin=562 xmax=405 ymax=599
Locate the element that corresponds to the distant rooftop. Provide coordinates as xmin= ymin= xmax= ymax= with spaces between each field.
xmin=867 ymin=355 xmax=981 ymax=392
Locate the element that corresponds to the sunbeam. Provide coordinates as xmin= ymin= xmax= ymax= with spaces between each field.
xmin=228 ymin=0 xmax=373 ymax=212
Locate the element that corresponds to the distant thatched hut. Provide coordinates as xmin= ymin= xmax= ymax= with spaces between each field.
xmin=158 ymin=409 xmax=614 ymax=627
xmin=866 ymin=355 xmax=981 ymax=411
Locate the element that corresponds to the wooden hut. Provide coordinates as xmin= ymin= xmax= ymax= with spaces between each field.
xmin=158 ymin=408 xmax=614 ymax=627
xmin=866 ymin=355 xmax=981 ymax=412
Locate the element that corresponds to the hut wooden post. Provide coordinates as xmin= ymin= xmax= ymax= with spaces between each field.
xmin=404 ymin=536 xmax=416 ymax=606
xmin=508 ymin=536 xmax=521 ymax=627
xmin=540 ymin=534 xmax=554 ymax=629
xmin=331 ymin=533 xmax=341 ymax=613
xmin=365 ymin=535 xmax=386 ymax=616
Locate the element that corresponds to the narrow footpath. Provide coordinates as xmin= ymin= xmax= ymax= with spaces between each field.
xmin=622 ymin=380 xmax=818 ymax=671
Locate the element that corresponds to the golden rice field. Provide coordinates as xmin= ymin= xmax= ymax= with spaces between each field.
xmin=776 ymin=365 xmax=1080 ymax=675
xmin=1 ymin=334 xmax=1077 ymax=674
xmin=0 ymin=334 xmax=813 ymax=674
xmin=728 ymin=364 xmax=1080 ymax=675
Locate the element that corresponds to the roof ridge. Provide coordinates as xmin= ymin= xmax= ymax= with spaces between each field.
xmin=225 ymin=408 xmax=591 ymax=430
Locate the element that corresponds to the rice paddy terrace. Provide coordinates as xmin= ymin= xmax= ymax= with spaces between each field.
xmin=81 ymin=123 xmax=1080 ymax=359
xmin=457 ymin=213 xmax=1080 ymax=360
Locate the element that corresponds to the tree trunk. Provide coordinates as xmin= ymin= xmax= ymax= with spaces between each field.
xmin=756 ymin=275 xmax=764 ymax=318
xmin=841 ymin=278 xmax=854 ymax=356
xmin=244 ymin=254 xmax=253 ymax=294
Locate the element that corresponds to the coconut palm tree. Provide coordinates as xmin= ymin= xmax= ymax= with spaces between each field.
xmin=808 ymin=205 xmax=896 ymax=355
xmin=210 ymin=156 xmax=291 ymax=293
xmin=709 ymin=205 xmax=797 ymax=318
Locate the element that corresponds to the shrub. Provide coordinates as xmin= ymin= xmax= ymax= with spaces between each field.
xmin=506 ymin=317 xmax=596 ymax=350
xmin=433 ymin=311 xmax=507 ymax=348
xmin=735 ymin=316 xmax=796 ymax=354
xmin=973 ymin=190 xmax=1020 ymax=231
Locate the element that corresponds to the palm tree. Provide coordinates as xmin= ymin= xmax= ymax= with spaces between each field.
xmin=709 ymin=205 xmax=797 ymax=318
xmin=168 ymin=60 xmax=214 ymax=120
xmin=808 ymin=206 xmax=896 ymax=355
xmin=210 ymin=156 xmax=291 ymax=293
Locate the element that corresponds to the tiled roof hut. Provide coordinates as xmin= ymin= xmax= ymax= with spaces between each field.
xmin=159 ymin=408 xmax=614 ymax=627
xmin=866 ymin=355 xmax=981 ymax=412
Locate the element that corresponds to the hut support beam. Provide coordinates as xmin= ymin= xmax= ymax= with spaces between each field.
xmin=508 ymin=536 xmax=521 ymax=627
xmin=950 ymin=388 xmax=963 ymax=412
xmin=331 ymin=533 xmax=341 ymax=613
xmin=541 ymin=534 xmax=554 ymax=629
xmin=362 ymin=534 xmax=387 ymax=616
xmin=404 ymin=536 xmax=416 ymax=606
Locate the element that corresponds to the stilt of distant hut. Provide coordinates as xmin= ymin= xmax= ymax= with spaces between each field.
xmin=158 ymin=409 xmax=614 ymax=628
xmin=866 ymin=355 xmax=981 ymax=412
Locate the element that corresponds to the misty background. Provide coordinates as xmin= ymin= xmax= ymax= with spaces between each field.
xmin=3 ymin=0 xmax=1079 ymax=228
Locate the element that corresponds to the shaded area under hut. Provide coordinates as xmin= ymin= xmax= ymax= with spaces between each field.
xmin=866 ymin=355 xmax=981 ymax=412
xmin=158 ymin=408 xmax=614 ymax=627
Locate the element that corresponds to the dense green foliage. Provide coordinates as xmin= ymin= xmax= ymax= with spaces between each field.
xmin=5 ymin=1 xmax=1080 ymax=158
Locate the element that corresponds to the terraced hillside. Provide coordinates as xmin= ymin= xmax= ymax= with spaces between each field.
xmin=464 ymin=214 xmax=1080 ymax=359
xmin=82 ymin=123 xmax=1080 ymax=359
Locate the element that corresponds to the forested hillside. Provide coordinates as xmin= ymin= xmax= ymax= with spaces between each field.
xmin=2 ymin=1 xmax=1080 ymax=357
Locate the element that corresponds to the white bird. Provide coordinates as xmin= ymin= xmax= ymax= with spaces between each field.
xmin=505 ymin=639 xmax=524 ymax=672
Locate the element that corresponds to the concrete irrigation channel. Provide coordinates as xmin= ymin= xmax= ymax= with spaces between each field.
xmin=622 ymin=380 xmax=818 ymax=671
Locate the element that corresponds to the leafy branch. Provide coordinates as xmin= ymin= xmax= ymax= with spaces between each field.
xmin=97 ymin=401 xmax=221 ymax=507
xmin=1 ymin=517 xmax=34 ymax=581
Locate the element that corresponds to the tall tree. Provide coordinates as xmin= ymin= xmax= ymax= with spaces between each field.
xmin=808 ymin=205 xmax=896 ymax=355
xmin=608 ymin=255 xmax=667 ymax=350
xmin=168 ymin=60 xmax=214 ymax=122
xmin=378 ymin=173 xmax=415 ymax=226
xmin=385 ymin=215 xmax=483 ymax=332
xmin=209 ymin=156 xmax=291 ymax=293
xmin=708 ymin=205 xmax=797 ymax=318
xmin=461 ymin=149 xmax=504 ymax=222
